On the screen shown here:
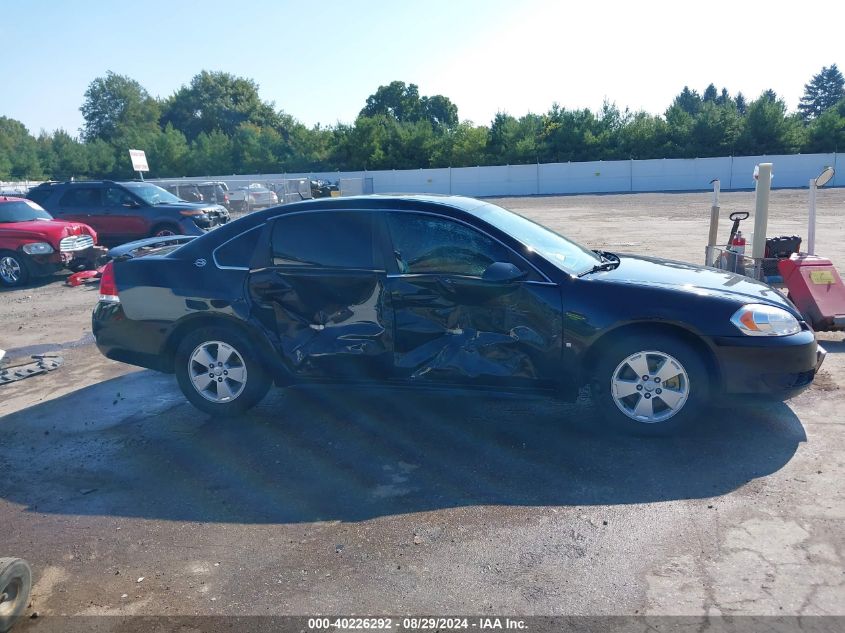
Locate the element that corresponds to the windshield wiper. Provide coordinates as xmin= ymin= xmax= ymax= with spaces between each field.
xmin=578 ymin=252 xmax=620 ymax=277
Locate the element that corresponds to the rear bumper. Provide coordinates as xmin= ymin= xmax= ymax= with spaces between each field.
xmin=92 ymin=301 xmax=172 ymax=372
xmin=713 ymin=329 xmax=820 ymax=399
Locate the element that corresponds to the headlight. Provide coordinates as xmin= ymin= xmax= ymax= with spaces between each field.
xmin=22 ymin=242 xmax=54 ymax=255
xmin=730 ymin=304 xmax=801 ymax=336
xmin=179 ymin=209 xmax=207 ymax=217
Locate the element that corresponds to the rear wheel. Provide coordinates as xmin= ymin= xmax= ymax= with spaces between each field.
xmin=0 ymin=558 xmax=32 ymax=633
xmin=0 ymin=251 xmax=30 ymax=288
xmin=175 ymin=326 xmax=271 ymax=416
xmin=593 ymin=334 xmax=709 ymax=436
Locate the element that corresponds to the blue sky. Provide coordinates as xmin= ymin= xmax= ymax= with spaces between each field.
xmin=3 ymin=0 xmax=844 ymax=136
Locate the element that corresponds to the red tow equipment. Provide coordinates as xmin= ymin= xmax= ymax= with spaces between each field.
xmin=779 ymin=255 xmax=845 ymax=332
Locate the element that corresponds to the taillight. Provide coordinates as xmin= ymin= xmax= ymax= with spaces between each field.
xmin=99 ymin=261 xmax=119 ymax=302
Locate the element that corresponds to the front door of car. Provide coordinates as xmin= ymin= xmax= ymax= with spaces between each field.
xmin=101 ymin=187 xmax=149 ymax=241
xmin=383 ymin=212 xmax=563 ymax=388
xmin=247 ymin=210 xmax=393 ymax=380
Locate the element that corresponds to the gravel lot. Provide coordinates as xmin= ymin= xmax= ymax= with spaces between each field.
xmin=1 ymin=188 xmax=843 ymax=628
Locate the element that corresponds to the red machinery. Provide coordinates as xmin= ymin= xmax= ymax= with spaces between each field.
xmin=780 ymin=255 xmax=845 ymax=332
xmin=779 ymin=166 xmax=845 ymax=332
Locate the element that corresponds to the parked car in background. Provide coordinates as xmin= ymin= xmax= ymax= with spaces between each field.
xmin=310 ymin=179 xmax=338 ymax=198
xmin=0 ymin=196 xmax=106 ymax=287
xmin=228 ymin=183 xmax=278 ymax=212
xmin=27 ymin=180 xmax=230 ymax=245
xmin=196 ymin=181 xmax=232 ymax=210
xmin=91 ymin=195 xmax=823 ymax=435
xmin=163 ymin=183 xmax=204 ymax=202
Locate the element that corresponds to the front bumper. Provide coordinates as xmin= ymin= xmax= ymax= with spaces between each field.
xmin=713 ymin=328 xmax=821 ymax=399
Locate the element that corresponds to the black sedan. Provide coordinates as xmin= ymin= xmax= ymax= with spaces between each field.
xmin=92 ymin=195 xmax=824 ymax=434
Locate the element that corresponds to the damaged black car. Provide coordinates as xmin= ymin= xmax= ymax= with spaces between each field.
xmin=92 ymin=195 xmax=823 ymax=434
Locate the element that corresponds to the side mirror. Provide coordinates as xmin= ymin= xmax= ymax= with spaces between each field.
xmin=482 ymin=261 xmax=527 ymax=283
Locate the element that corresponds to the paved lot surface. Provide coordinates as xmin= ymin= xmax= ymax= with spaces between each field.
xmin=1 ymin=188 xmax=843 ymax=627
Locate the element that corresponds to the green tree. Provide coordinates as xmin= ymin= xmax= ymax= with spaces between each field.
xmin=798 ymin=64 xmax=845 ymax=122
xmin=161 ymin=71 xmax=280 ymax=141
xmin=80 ymin=72 xmax=160 ymax=144
xmin=148 ymin=124 xmax=190 ymax=176
xmin=736 ymin=92 xmax=804 ymax=155
xmin=803 ymin=98 xmax=845 ymax=152
xmin=0 ymin=117 xmax=44 ymax=179
xmin=672 ymin=87 xmax=702 ymax=115
xmin=187 ymin=130 xmax=234 ymax=175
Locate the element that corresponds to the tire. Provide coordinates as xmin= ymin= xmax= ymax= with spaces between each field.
xmin=150 ymin=224 xmax=180 ymax=238
xmin=175 ymin=326 xmax=271 ymax=417
xmin=0 ymin=251 xmax=31 ymax=288
xmin=0 ymin=558 xmax=32 ymax=633
xmin=592 ymin=333 xmax=710 ymax=436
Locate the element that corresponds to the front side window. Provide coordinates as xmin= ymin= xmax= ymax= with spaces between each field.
xmin=271 ymin=211 xmax=378 ymax=269
xmin=103 ymin=187 xmax=136 ymax=207
xmin=121 ymin=183 xmax=181 ymax=205
xmin=386 ymin=212 xmax=522 ymax=277
xmin=60 ymin=188 xmax=102 ymax=208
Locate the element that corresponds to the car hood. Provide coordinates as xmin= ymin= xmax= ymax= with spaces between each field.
xmin=0 ymin=218 xmax=97 ymax=245
xmin=595 ymin=253 xmax=796 ymax=313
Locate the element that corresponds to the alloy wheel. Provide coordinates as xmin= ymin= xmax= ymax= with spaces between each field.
xmin=610 ymin=350 xmax=690 ymax=423
xmin=188 ymin=341 xmax=248 ymax=403
xmin=0 ymin=256 xmax=22 ymax=285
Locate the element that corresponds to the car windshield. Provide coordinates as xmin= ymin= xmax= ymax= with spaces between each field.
xmin=0 ymin=199 xmax=53 ymax=223
xmin=122 ymin=182 xmax=182 ymax=205
xmin=471 ymin=201 xmax=601 ymax=275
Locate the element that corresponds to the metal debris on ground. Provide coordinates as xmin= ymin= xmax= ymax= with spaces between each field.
xmin=0 ymin=354 xmax=64 ymax=386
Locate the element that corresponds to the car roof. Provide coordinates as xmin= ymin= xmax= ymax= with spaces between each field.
xmin=263 ymin=194 xmax=489 ymax=216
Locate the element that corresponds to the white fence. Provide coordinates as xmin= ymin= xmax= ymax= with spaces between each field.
xmin=3 ymin=152 xmax=841 ymax=199
xmin=165 ymin=152 xmax=841 ymax=198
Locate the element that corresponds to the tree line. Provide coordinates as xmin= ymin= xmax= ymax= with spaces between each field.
xmin=1 ymin=65 xmax=844 ymax=182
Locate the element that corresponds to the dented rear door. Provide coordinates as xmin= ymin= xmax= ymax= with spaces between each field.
xmin=247 ymin=210 xmax=393 ymax=380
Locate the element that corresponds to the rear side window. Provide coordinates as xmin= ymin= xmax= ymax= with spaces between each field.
xmin=271 ymin=211 xmax=378 ymax=269
xmin=60 ymin=188 xmax=102 ymax=208
xmin=215 ymin=227 xmax=262 ymax=268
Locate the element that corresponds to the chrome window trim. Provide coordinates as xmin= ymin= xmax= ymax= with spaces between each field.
xmin=231 ymin=207 xmax=555 ymax=283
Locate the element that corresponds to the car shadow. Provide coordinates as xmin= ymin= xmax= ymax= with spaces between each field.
xmin=0 ymin=371 xmax=806 ymax=524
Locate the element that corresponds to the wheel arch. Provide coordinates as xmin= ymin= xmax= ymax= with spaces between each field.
xmin=579 ymin=321 xmax=722 ymax=393
xmin=162 ymin=313 xmax=284 ymax=381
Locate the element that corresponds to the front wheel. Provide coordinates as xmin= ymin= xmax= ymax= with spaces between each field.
xmin=593 ymin=334 xmax=710 ymax=436
xmin=175 ymin=326 xmax=271 ymax=417
xmin=0 ymin=251 xmax=30 ymax=287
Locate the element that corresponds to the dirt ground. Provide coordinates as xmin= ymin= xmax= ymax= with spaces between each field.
xmin=1 ymin=188 xmax=843 ymax=629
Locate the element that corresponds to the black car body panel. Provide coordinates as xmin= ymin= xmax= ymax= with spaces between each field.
xmin=92 ymin=195 xmax=820 ymax=402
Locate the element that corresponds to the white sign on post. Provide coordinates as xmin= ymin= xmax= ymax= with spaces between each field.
xmin=128 ymin=149 xmax=149 ymax=173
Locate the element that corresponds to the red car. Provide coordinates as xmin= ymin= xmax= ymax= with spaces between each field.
xmin=0 ymin=196 xmax=107 ymax=287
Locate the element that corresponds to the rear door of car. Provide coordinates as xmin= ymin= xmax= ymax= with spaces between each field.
xmin=383 ymin=210 xmax=563 ymax=388
xmin=55 ymin=186 xmax=103 ymax=228
xmin=247 ymin=209 xmax=393 ymax=380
